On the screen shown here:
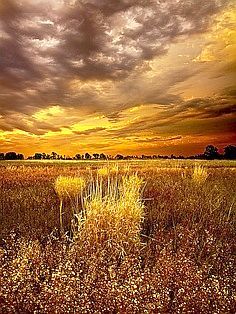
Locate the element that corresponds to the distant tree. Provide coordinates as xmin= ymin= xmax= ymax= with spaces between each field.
xmin=93 ymin=153 xmax=99 ymax=159
xmin=204 ymin=145 xmax=220 ymax=159
xmin=17 ymin=154 xmax=24 ymax=160
xmin=224 ymin=145 xmax=236 ymax=159
xmin=194 ymin=154 xmax=204 ymax=159
xmin=0 ymin=153 xmax=4 ymax=160
xmin=75 ymin=154 xmax=81 ymax=160
xmin=51 ymin=152 xmax=58 ymax=159
xmin=115 ymin=154 xmax=124 ymax=160
xmin=85 ymin=153 xmax=91 ymax=160
xmin=99 ymin=153 xmax=106 ymax=160
xmin=5 ymin=152 xmax=17 ymax=160
xmin=34 ymin=153 xmax=42 ymax=160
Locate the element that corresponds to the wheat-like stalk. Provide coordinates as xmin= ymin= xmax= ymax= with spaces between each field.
xmin=192 ymin=165 xmax=208 ymax=184
xmin=79 ymin=174 xmax=145 ymax=256
xmin=55 ymin=176 xmax=86 ymax=232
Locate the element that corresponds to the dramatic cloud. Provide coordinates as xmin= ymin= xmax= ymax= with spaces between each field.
xmin=0 ymin=0 xmax=235 ymax=155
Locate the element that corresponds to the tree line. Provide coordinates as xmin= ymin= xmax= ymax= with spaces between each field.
xmin=0 ymin=145 xmax=236 ymax=161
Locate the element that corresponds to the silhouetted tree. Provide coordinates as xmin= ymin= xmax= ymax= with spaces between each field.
xmin=115 ymin=154 xmax=124 ymax=160
xmin=5 ymin=152 xmax=17 ymax=160
xmin=224 ymin=145 xmax=236 ymax=159
xmin=204 ymin=145 xmax=219 ymax=159
xmin=17 ymin=154 xmax=24 ymax=160
xmin=85 ymin=153 xmax=91 ymax=160
xmin=93 ymin=153 xmax=99 ymax=159
xmin=75 ymin=154 xmax=81 ymax=160
xmin=34 ymin=153 xmax=42 ymax=160
xmin=0 ymin=153 xmax=4 ymax=160
xmin=99 ymin=153 xmax=106 ymax=160
xmin=51 ymin=152 xmax=58 ymax=159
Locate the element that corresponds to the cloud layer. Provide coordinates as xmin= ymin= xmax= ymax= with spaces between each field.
xmin=0 ymin=0 xmax=235 ymax=155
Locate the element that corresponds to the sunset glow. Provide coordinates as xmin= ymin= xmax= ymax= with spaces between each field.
xmin=0 ymin=0 xmax=235 ymax=156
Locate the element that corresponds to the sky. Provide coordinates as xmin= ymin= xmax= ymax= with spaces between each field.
xmin=0 ymin=0 xmax=235 ymax=157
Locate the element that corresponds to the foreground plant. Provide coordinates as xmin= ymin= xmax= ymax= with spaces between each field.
xmin=192 ymin=165 xmax=208 ymax=185
xmin=0 ymin=161 xmax=235 ymax=313
xmin=55 ymin=176 xmax=86 ymax=232
xmin=73 ymin=174 xmax=145 ymax=257
xmin=97 ymin=164 xmax=119 ymax=177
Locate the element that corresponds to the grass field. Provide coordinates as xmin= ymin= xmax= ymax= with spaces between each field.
xmin=0 ymin=160 xmax=235 ymax=313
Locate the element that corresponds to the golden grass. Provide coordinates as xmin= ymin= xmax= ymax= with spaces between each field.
xmin=192 ymin=165 xmax=208 ymax=184
xmin=55 ymin=176 xmax=86 ymax=232
xmin=68 ymin=174 xmax=145 ymax=255
xmin=0 ymin=160 xmax=236 ymax=313
xmin=55 ymin=176 xmax=86 ymax=199
xmin=97 ymin=164 xmax=119 ymax=176
xmin=54 ymin=172 xmax=145 ymax=255
xmin=97 ymin=167 xmax=109 ymax=176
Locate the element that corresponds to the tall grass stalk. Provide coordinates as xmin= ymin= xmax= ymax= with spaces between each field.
xmin=192 ymin=165 xmax=208 ymax=184
xmin=77 ymin=174 xmax=144 ymax=256
xmin=55 ymin=176 xmax=86 ymax=233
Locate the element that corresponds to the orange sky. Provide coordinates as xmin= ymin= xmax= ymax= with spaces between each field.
xmin=0 ymin=0 xmax=235 ymax=157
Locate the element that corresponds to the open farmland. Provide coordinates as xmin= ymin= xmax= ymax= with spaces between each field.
xmin=0 ymin=160 xmax=235 ymax=313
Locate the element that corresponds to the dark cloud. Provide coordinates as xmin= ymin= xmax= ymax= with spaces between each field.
xmin=221 ymin=86 xmax=236 ymax=97
xmin=0 ymin=0 xmax=235 ymax=152
xmin=106 ymin=94 xmax=236 ymax=139
xmin=52 ymin=0 xmax=229 ymax=80
xmin=183 ymin=96 xmax=236 ymax=118
xmin=0 ymin=112 xmax=61 ymax=135
xmin=73 ymin=127 xmax=106 ymax=135
xmin=134 ymin=136 xmax=182 ymax=143
xmin=0 ymin=0 xmax=230 ymax=116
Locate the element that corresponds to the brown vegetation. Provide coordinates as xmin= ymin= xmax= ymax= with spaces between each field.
xmin=0 ymin=160 xmax=235 ymax=313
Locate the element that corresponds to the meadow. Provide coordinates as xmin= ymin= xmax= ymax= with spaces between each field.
xmin=0 ymin=160 xmax=235 ymax=313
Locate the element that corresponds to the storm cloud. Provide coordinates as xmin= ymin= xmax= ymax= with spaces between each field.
xmin=0 ymin=1 xmax=230 ymax=110
xmin=0 ymin=0 xmax=235 ymax=155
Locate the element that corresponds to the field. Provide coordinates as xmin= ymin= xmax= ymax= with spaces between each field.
xmin=0 ymin=160 xmax=235 ymax=313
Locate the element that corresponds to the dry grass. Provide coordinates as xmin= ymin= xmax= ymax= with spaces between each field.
xmin=78 ymin=174 xmax=144 ymax=256
xmin=97 ymin=164 xmax=119 ymax=176
xmin=55 ymin=176 xmax=86 ymax=199
xmin=55 ymin=176 xmax=86 ymax=233
xmin=0 ymin=160 xmax=235 ymax=313
xmin=54 ymin=173 xmax=145 ymax=257
xmin=192 ymin=165 xmax=208 ymax=184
